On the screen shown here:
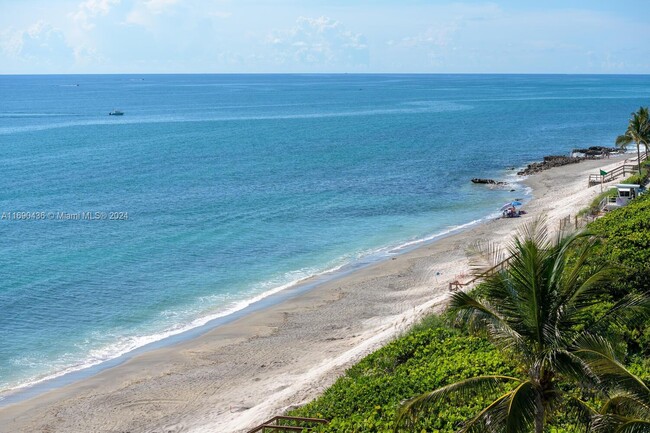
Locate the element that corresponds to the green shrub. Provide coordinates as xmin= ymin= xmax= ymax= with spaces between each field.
xmin=581 ymin=191 xmax=650 ymax=356
xmin=290 ymin=325 xmax=517 ymax=432
xmin=587 ymin=191 xmax=650 ymax=282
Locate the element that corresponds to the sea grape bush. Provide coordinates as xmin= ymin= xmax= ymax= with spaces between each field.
xmin=290 ymin=326 xmax=517 ymax=432
xmin=588 ymin=190 xmax=650 ymax=294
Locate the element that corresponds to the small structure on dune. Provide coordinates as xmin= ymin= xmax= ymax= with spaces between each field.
xmin=600 ymin=184 xmax=643 ymax=212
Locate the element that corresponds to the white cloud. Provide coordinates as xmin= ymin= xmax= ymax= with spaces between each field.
xmin=1 ymin=21 xmax=74 ymax=68
xmin=125 ymin=0 xmax=181 ymax=28
xmin=268 ymin=16 xmax=368 ymax=68
xmin=72 ymin=0 xmax=121 ymax=30
xmin=0 ymin=28 xmax=22 ymax=57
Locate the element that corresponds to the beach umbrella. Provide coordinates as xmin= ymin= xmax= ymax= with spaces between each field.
xmin=500 ymin=201 xmax=523 ymax=211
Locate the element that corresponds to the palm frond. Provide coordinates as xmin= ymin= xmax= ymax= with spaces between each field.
xmin=458 ymin=390 xmax=513 ymax=433
xmin=615 ymin=420 xmax=650 ymax=433
xmin=450 ymin=291 xmax=529 ymax=355
xmin=574 ymin=334 xmax=650 ymax=399
xmin=543 ymin=349 xmax=599 ymax=389
xmin=457 ymin=381 xmax=539 ymax=433
xmin=563 ymin=394 xmax=597 ymax=431
xmin=467 ymin=239 xmax=509 ymax=277
xmin=504 ymin=381 xmax=538 ymax=433
xmin=600 ymin=394 xmax=650 ymax=418
xmin=553 ymin=235 xmax=618 ymax=311
xmin=394 ymin=375 xmax=521 ymax=431
xmin=616 ymin=134 xmax=633 ymax=149
xmin=582 ymin=292 xmax=650 ymax=337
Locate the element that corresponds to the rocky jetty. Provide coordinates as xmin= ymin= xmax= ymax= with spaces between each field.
xmin=471 ymin=178 xmax=508 ymax=185
xmin=572 ymin=146 xmax=621 ymax=157
xmin=517 ymin=155 xmax=584 ymax=176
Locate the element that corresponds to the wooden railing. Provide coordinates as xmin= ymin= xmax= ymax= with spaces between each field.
xmin=449 ymin=255 xmax=513 ymax=292
xmin=588 ymin=164 xmax=639 ymax=186
xmin=598 ymin=195 xmax=617 ymax=212
xmin=247 ymin=416 xmax=329 ymax=433
xmin=558 ymin=215 xmax=572 ymax=232
xmin=588 ymin=152 xmax=647 ymax=187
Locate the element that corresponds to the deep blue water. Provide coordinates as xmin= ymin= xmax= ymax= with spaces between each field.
xmin=1 ymin=74 xmax=648 ymax=394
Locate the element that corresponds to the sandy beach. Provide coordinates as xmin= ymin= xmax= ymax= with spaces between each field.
xmin=0 ymin=155 xmax=631 ymax=433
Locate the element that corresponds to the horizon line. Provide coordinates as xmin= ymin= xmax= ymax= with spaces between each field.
xmin=2 ymin=72 xmax=650 ymax=77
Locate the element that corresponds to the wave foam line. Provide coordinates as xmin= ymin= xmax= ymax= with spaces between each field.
xmin=1 ymin=206 xmax=510 ymax=397
xmin=1 ymin=264 xmax=349 ymax=396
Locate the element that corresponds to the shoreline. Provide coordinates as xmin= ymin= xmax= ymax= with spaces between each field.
xmin=0 ymin=175 xmax=522 ymax=404
xmin=0 ymin=192 xmax=508 ymax=405
xmin=0 ymin=155 xmax=629 ymax=433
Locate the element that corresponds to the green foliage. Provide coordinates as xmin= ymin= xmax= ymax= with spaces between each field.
xmin=587 ymin=191 xmax=650 ymax=299
xmin=577 ymin=190 xmax=650 ymax=361
xmin=290 ymin=325 xmax=517 ymax=432
xmin=289 ymin=319 xmax=595 ymax=433
xmin=624 ymin=160 xmax=649 ymax=185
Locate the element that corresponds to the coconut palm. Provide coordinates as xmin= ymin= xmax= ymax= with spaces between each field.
xmin=616 ymin=107 xmax=650 ymax=175
xmin=576 ymin=335 xmax=650 ymax=433
xmin=395 ymin=221 xmax=648 ymax=433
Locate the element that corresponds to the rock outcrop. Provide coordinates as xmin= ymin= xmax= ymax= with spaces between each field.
xmin=471 ymin=178 xmax=508 ymax=185
xmin=572 ymin=146 xmax=621 ymax=157
xmin=516 ymin=155 xmax=584 ymax=176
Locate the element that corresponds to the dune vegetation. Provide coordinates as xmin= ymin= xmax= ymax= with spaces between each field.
xmin=290 ymin=192 xmax=650 ymax=433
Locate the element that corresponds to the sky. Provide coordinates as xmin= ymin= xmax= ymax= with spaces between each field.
xmin=1 ymin=0 xmax=649 ymax=74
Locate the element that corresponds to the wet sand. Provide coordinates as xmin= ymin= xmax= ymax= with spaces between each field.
xmin=0 ymin=155 xmax=627 ymax=433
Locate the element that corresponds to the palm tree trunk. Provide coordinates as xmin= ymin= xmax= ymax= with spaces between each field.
xmin=535 ymin=395 xmax=544 ymax=433
xmin=637 ymin=143 xmax=643 ymax=175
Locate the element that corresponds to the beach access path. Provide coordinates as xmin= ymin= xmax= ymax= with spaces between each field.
xmin=0 ymin=155 xmax=629 ymax=433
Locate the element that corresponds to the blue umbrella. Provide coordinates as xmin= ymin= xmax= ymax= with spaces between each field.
xmin=500 ymin=201 xmax=523 ymax=211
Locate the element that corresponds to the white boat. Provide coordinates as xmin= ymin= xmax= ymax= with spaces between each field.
xmin=109 ymin=110 xmax=124 ymax=116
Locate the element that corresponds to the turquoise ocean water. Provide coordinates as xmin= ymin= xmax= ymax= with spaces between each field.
xmin=1 ymin=74 xmax=649 ymax=396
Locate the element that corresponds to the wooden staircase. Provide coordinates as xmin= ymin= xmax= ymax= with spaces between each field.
xmin=247 ymin=416 xmax=329 ymax=432
xmin=587 ymin=153 xmax=647 ymax=187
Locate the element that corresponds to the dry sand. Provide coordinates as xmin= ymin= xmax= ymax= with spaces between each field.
xmin=0 ymin=155 xmax=629 ymax=433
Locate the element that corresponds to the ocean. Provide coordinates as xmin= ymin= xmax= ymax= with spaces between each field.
xmin=1 ymin=74 xmax=648 ymax=397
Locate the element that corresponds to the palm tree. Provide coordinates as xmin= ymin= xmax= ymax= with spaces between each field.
xmin=616 ymin=107 xmax=650 ymax=175
xmin=395 ymin=221 xmax=647 ymax=433
xmin=576 ymin=335 xmax=650 ymax=433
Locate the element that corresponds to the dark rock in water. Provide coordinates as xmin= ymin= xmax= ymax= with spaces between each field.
xmin=572 ymin=146 xmax=622 ymax=157
xmin=517 ymin=155 xmax=584 ymax=176
xmin=471 ymin=178 xmax=508 ymax=185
